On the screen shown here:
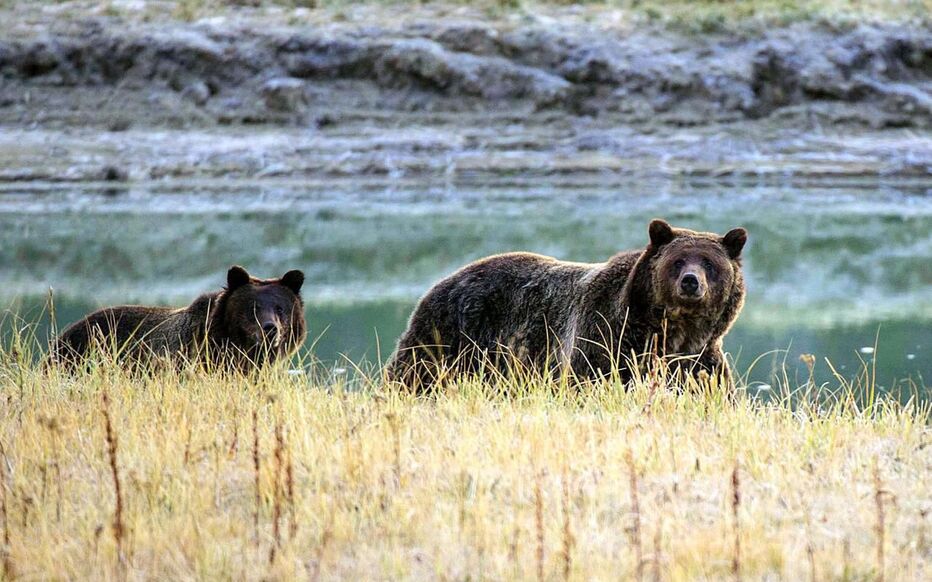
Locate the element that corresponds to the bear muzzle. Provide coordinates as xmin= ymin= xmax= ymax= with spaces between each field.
xmin=250 ymin=321 xmax=284 ymax=349
xmin=261 ymin=322 xmax=279 ymax=341
xmin=677 ymin=272 xmax=705 ymax=299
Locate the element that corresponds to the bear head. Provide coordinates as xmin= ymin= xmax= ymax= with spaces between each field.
xmin=218 ymin=265 xmax=307 ymax=365
xmin=645 ymin=219 xmax=747 ymax=319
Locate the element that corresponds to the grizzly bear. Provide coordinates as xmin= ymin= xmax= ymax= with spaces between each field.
xmin=386 ymin=219 xmax=747 ymax=391
xmin=50 ymin=266 xmax=307 ymax=371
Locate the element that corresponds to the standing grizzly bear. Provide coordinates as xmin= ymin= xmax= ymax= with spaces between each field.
xmin=387 ymin=219 xmax=747 ymax=391
xmin=50 ymin=266 xmax=307 ymax=371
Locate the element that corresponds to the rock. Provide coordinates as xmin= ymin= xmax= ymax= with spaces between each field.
xmin=261 ymin=77 xmax=308 ymax=112
xmin=315 ymin=113 xmax=337 ymax=128
xmin=107 ymin=118 xmax=133 ymax=132
xmin=181 ymin=80 xmax=210 ymax=105
xmin=280 ymin=37 xmax=379 ymax=78
xmin=218 ymin=96 xmax=243 ymax=110
xmin=432 ymin=25 xmax=503 ymax=56
xmin=375 ymin=38 xmax=571 ymax=102
xmin=101 ymin=165 xmax=128 ymax=182
xmin=0 ymin=19 xmax=929 ymax=126
xmin=558 ymin=45 xmax=626 ymax=85
xmin=17 ymin=42 xmax=61 ymax=77
xmin=749 ymin=43 xmax=803 ymax=117
xmin=854 ymin=75 xmax=932 ymax=116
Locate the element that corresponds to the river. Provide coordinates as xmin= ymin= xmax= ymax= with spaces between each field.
xmin=1 ymin=177 xmax=928 ymax=398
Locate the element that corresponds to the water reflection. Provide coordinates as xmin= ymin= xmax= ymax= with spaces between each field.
xmin=1 ymin=179 xmax=928 ymax=396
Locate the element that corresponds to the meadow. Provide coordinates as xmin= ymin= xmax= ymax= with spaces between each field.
xmin=1 ymin=0 xmax=929 ymax=578
xmin=0 ymin=326 xmax=929 ymax=581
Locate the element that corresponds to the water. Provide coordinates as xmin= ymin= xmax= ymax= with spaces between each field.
xmin=1 ymin=178 xmax=929 ymax=397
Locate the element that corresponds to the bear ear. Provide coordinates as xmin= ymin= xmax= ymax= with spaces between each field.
xmin=227 ymin=265 xmax=252 ymax=291
xmin=648 ymin=219 xmax=675 ymax=248
xmin=722 ymin=228 xmax=748 ymax=259
xmin=280 ymin=270 xmax=304 ymax=295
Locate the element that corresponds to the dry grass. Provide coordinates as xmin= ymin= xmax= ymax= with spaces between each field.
xmin=0 ymin=337 xmax=930 ymax=581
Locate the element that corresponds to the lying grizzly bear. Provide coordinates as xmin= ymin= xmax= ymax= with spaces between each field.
xmin=50 ymin=266 xmax=306 ymax=371
xmin=387 ymin=219 xmax=747 ymax=391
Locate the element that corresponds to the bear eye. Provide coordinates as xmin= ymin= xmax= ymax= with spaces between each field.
xmin=275 ymin=305 xmax=285 ymax=316
xmin=702 ymin=258 xmax=716 ymax=273
xmin=673 ymin=259 xmax=686 ymax=269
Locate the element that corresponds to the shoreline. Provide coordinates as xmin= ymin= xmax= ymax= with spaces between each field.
xmin=1 ymin=7 xmax=929 ymax=182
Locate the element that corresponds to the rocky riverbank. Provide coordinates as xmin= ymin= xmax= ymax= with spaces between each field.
xmin=1 ymin=4 xmax=929 ymax=181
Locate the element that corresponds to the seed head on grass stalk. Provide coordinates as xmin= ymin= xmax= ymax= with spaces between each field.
xmin=269 ymin=420 xmax=285 ymax=564
xmin=307 ymin=510 xmax=334 ymax=582
xmin=534 ymin=469 xmax=545 ymax=582
xmin=560 ymin=466 xmax=575 ymax=582
xmin=918 ymin=509 xmax=929 ymax=560
xmin=183 ymin=425 xmax=192 ymax=467
xmin=731 ymin=462 xmax=741 ymax=582
xmin=626 ymin=448 xmax=643 ymax=582
xmin=874 ymin=461 xmax=886 ymax=582
xmin=385 ymin=411 xmax=402 ymax=487
xmin=509 ymin=504 xmax=521 ymax=580
xmin=0 ymin=438 xmax=13 ymax=580
xmin=652 ymin=516 xmax=663 ymax=582
xmin=19 ymin=495 xmax=32 ymax=531
xmin=804 ymin=505 xmax=816 ymax=582
xmin=286 ymin=445 xmax=297 ymax=540
xmin=228 ymin=417 xmax=239 ymax=458
xmin=39 ymin=415 xmax=64 ymax=522
xmin=101 ymin=390 xmax=126 ymax=572
xmin=253 ymin=409 xmax=261 ymax=551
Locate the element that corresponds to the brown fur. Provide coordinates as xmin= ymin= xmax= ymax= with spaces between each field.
xmin=50 ymin=266 xmax=307 ymax=371
xmin=387 ymin=219 xmax=747 ymax=392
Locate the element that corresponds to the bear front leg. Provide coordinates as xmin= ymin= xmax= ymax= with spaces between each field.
xmin=668 ymin=342 xmax=732 ymax=389
xmin=692 ymin=341 xmax=737 ymax=397
xmin=386 ymin=346 xmax=433 ymax=393
xmin=698 ymin=343 xmax=728 ymax=377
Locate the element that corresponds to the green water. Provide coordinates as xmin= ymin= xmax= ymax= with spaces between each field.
xmin=1 ymin=179 xmax=929 ymax=396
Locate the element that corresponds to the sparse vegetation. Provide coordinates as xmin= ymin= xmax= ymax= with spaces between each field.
xmin=3 ymin=0 xmax=928 ymax=31
xmin=0 ymin=322 xmax=929 ymax=580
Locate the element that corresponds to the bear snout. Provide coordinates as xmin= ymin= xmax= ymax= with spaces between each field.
xmin=256 ymin=320 xmax=284 ymax=347
xmin=678 ymin=273 xmax=704 ymax=298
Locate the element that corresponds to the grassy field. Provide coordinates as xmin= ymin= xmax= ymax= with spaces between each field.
xmin=0 ymin=337 xmax=929 ymax=581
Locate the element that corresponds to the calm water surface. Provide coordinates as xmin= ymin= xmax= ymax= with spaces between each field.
xmin=2 ymin=179 xmax=929 ymax=397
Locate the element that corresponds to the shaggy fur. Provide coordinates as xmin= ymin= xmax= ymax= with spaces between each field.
xmin=50 ymin=266 xmax=307 ymax=371
xmin=387 ymin=219 xmax=747 ymax=392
